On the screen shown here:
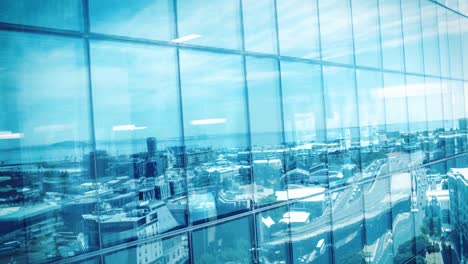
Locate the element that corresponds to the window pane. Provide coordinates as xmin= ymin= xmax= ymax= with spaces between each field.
xmin=277 ymin=0 xmax=320 ymax=59
xmin=420 ymin=1 xmax=441 ymax=77
xmin=352 ymin=0 xmax=381 ymax=68
xmin=362 ymin=177 xmax=395 ymax=263
xmin=280 ymin=62 xmax=327 ymax=194
xmin=89 ymin=40 xmax=188 ymax=248
xmin=242 ymin=0 xmax=277 ymax=54
xmin=281 ymin=62 xmax=325 ymax=145
xmin=103 ymin=234 xmax=189 ymax=264
xmin=319 ymin=0 xmax=354 ymax=64
xmin=192 ymin=217 xmax=254 ymax=263
xmin=383 ymin=73 xmax=410 ymax=172
xmin=437 ymin=6 xmax=451 ymax=78
xmin=290 ymin=195 xmax=333 ymax=264
xmin=246 ymin=57 xmax=284 ymax=206
xmin=256 ymin=206 xmax=290 ymax=263
xmin=391 ymin=171 xmax=416 ymax=264
xmin=330 ymin=186 xmax=365 ymax=264
xmin=89 ymin=0 xmax=174 ymax=40
xmin=446 ymin=12 xmax=463 ymax=80
xmin=451 ymin=81 xmax=467 ymax=154
xmin=462 ymin=17 xmax=468 ymax=81
xmin=0 ymin=0 xmax=83 ymax=31
xmin=401 ymin=0 xmax=424 ymax=74
xmin=179 ymin=50 xmax=251 ymax=223
xmin=379 ymin=0 xmax=405 ymax=71
xmin=276 ymin=0 xmax=320 ymax=59
xmin=356 ymin=70 xmax=388 ymax=173
xmin=177 ymin=0 xmax=241 ymax=50
xmin=323 ymin=66 xmax=360 ymax=185
xmin=406 ymin=75 xmax=426 ymax=164
xmin=425 ymin=77 xmax=445 ymax=161
xmin=0 ymin=31 xmax=93 ymax=263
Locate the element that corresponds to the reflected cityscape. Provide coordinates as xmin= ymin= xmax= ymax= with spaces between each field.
xmin=0 ymin=0 xmax=467 ymax=264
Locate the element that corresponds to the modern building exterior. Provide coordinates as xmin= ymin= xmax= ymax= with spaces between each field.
xmin=0 ymin=0 xmax=467 ymax=263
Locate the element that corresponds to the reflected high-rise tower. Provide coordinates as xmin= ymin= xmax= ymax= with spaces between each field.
xmin=146 ymin=137 xmax=157 ymax=158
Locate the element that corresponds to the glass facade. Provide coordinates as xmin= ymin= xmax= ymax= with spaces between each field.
xmin=0 ymin=0 xmax=467 ymax=263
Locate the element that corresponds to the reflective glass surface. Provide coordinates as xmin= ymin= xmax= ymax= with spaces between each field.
xmin=1 ymin=1 xmax=467 ymax=263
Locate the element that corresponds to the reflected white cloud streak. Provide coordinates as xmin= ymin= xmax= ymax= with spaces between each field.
xmin=112 ymin=124 xmax=147 ymax=131
xmin=190 ymin=118 xmax=227 ymax=125
xmin=0 ymin=131 xmax=24 ymax=140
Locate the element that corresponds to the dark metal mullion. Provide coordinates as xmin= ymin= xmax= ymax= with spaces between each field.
xmin=81 ymin=0 xmax=104 ymax=261
xmin=237 ymin=0 xmax=259 ymax=263
xmin=171 ymin=1 xmax=194 ymax=264
xmin=349 ymin=0 xmax=368 ymax=260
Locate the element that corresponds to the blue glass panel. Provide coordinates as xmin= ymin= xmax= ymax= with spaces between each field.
xmin=0 ymin=30 xmax=94 ymax=263
xmin=280 ymin=61 xmax=327 ymax=194
xmin=256 ymin=206 xmax=290 ymax=263
xmin=103 ymin=234 xmax=189 ymax=264
xmin=446 ymin=12 xmax=463 ymax=80
xmin=425 ymin=77 xmax=446 ymax=161
xmin=290 ymin=195 xmax=333 ymax=264
xmin=362 ymin=177 xmax=395 ymax=263
xmin=89 ymin=40 xmax=188 ymax=248
xmin=437 ymin=6 xmax=451 ymax=78
xmin=177 ymin=0 xmax=242 ymax=50
xmin=179 ymin=50 xmax=251 ymax=223
xmin=420 ymin=0 xmax=441 ymax=77
xmin=242 ymin=0 xmax=277 ymax=54
xmin=330 ymin=186 xmax=365 ymax=264
xmin=379 ymin=0 xmax=405 ymax=71
xmin=352 ymin=0 xmax=382 ymax=68
xmin=401 ymin=0 xmax=424 ymax=74
xmin=383 ymin=73 xmax=409 ymax=171
xmin=406 ymin=75 xmax=427 ymax=165
xmin=356 ymin=70 xmax=389 ymax=176
xmin=462 ymin=17 xmax=468 ymax=81
xmin=0 ymin=0 xmax=83 ymax=30
xmin=191 ymin=217 xmax=254 ymax=263
xmin=323 ymin=66 xmax=360 ymax=185
xmin=319 ymin=0 xmax=354 ymax=64
xmin=281 ymin=62 xmax=325 ymax=145
xmin=89 ymin=0 xmax=174 ymax=40
xmin=246 ymin=56 xmax=285 ymax=206
xmin=390 ymin=171 xmax=416 ymax=264
xmin=276 ymin=0 xmax=320 ymax=59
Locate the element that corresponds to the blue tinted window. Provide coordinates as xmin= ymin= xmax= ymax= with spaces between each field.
xmin=437 ymin=6 xmax=451 ymax=78
xmin=177 ymin=0 xmax=241 ymax=50
xmin=420 ymin=1 xmax=441 ymax=76
xmin=242 ymin=0 xmax=278 ymax=54
xmin=446 ymin=12 xmax=463 ymax=79
xmin=192 ymin=217 xmax=254 ymax=263
xmin=379 ymin=0 xmax=405 ymax=71
xmin=179 ymin=50 xmax=251 ymax=222
xmin=0 ymin=0 xmax=83 ymax=30
xmin=281 ymin=62 xmax=325 ymax=145
xmin=323 ymin=66 xmax=360 ymax=180
xmin=352 ymin=0 xmax=382 ymax=68
xmin=89 ymin=0 xmax=174 ymax=40
xmin=276 ymin=0 xmax=320 ymax=59
xmin=319 ymin=0 xmax=354 ymax=64
xmin=245 ymin=56 xmax=284 ymax=206
xmin=0 ymin=31 xmax=94 ymax=262
xmin=401 ymin=0 xmax=424 ymax=74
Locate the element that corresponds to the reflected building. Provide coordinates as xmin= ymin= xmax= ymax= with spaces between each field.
xmin=0 ymin=0 xmax=467 ymax=264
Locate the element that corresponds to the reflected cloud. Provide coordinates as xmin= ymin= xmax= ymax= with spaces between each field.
xmin=0 ymin=131 xmax=23 ymax=140
xmin=112 ymin=124 xmax=147 ymax=131
xmin=190 ymin=118 xmax=227 ymax=125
